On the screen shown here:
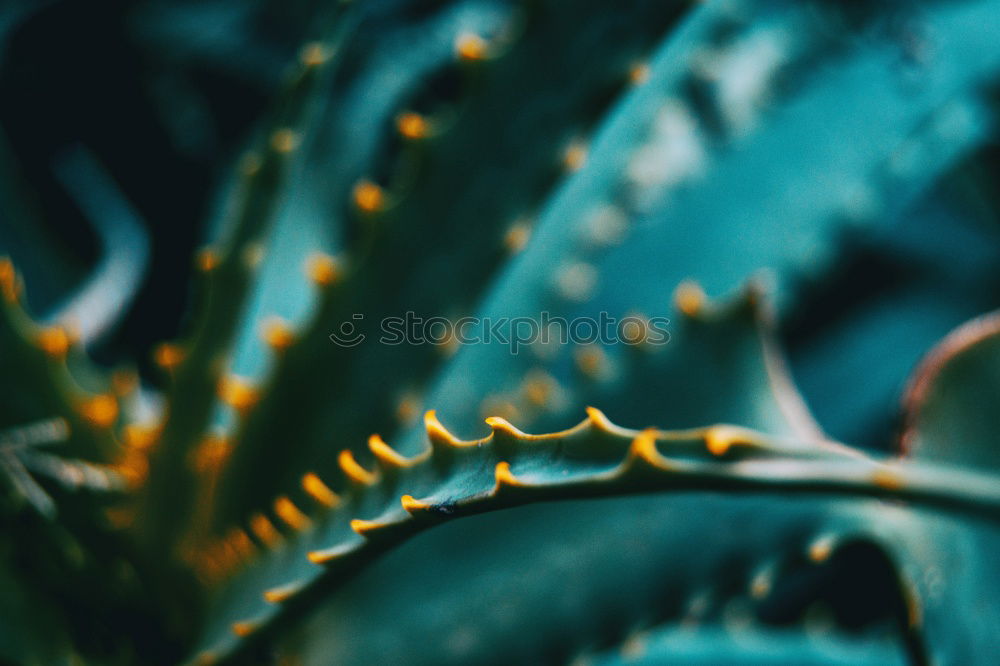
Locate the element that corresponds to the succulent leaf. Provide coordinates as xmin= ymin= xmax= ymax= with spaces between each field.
xmin=3 ymin=0 xmax=1000 ymax=664
xmin=901 ymin=311 xmax=1000 ymax=468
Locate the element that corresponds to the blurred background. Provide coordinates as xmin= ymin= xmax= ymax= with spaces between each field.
xmin=2 ymin=1 xmax=1000 ymax=664
xmin=3 ymin=0 xmax=1000 ymax=455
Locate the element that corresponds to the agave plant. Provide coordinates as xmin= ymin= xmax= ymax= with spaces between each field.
xmin=1 ymin=0 xmax=1000 ymax=664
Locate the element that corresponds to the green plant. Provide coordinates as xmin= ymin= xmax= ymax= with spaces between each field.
xmin=2 ymin=0 xmax=1000 ymax=664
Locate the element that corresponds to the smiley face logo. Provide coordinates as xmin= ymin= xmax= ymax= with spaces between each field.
xmin=329 ymin=314 xmax=366 ymax=347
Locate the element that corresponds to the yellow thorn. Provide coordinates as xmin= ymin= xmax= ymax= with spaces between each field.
xmin=274 ymin=496 xmax=311 ymax=531
xmin=368 ymin=434 xmax=412 ymax=467
xmin=77 ymin=394 xmax=118 ymax=428
xmin=300 ymin=41 xmax=330 ymax=67
xmin=190 ymin=435 xmax=231 ymax=473
xmin=395 ymin=393 xmax=420 ymax=424
xmin=301 ymin=472 xmax=339 ymax=508
xmin=249 ymin=513 xmax=281 ymax=546
xmin=307 ymin=542 xmax=353 ymax=565
xmin=674 ymin=280 xmax=705 ymax=316
xmin=619 ymin=313 xmax=651 ymax=346
xmin=503 ymin=221 xmax=531 ymax=254
xmin=122 ymin=423 xmax=158 ymax=451
xmin=242 ymin=243 xmax=265 ymax=269
xmin=307 ymin=550 xmax=331 ymax=564
xmin=585 ymin=203 xmax=628 ymax=247
xmin=217 ymin=375 xmax=260 ymax=413
xmin=194 ymin=652 xmax=218 ymax=666
xmin=562 ymin=142 xmax=588 ymax=172
xmin=424 ymin=409 xmax=464 ymax=446
xmin=620 ymin=631 xmax=648 ymax=660
xmin=261 ymin=316 xmax=295 ymax=351
xmin=201 ymin=543 xmax=232 ymax=579
xmin=494 ymin=461 xmax=521 ymax=487
xmin=271 ymin=128 xmax=300 ymax=153
xmin=352 ymin=180 xmax=385 ymax=214
xmin=436 ymin=329 xmax=460 ymax=358
xmin=629 ymin=62 xmax=651 ymax=85
xmin=0 ymin=258 xmax=18 ymax=302
xmin=112 ymin=450 xmax=147 ymax=489
xmin=906 ymin=586 xmax=923 ymax=628
xmin=704 ymin=426 xmax=735 ymax=456
xmin=305 ymin=252 xmax=341 ymax=287
xmin=338 ymin=450 xmax=378 ymax=485
xmin=153 ymin=342 xmax=185 ymax=370
xmin=228 ymin=528 xmax=256 ymax=561
xmin=396 ymin=112 xmax=429 ymax=139
xmin=263 ymin=580 xmax=303 ymax=604
xmin=585 ymin=406 xmax=614 ymax=431
xmin=455 ymin=32 xmax=487 ymax=61
xmin=240 ymin=152 xmax=262 ymax=177
xmin=350 ymin=518 xmax=382 ymax=535
xmin=400 ymin=494 xmax=429 ymax=512
xmin=521 ymin=370 xmax=555 ymax=407
xmin=574 ymin=346 xmax=606 ymax=378
xmin=484 ymin=416 xmax=524 ymax=438
xmin=196 ymin=248 xmax=219 ymax=272
xmin=872 ymin=466 xmax=904 ymax=490
xmin=111 ymin=369 xmax=138 ymax=396
xmin=231 ymin=620 xmax=259 ymax=638
xmin=750 ymin=572 xmax=772 ymax=599
xmin=36 ymin=326 xmax=70 ymax=357
xmin=629 ymin=429 xmax=660 ymax=465
xmin=808 ymin=536 xmax=836 ymax=563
